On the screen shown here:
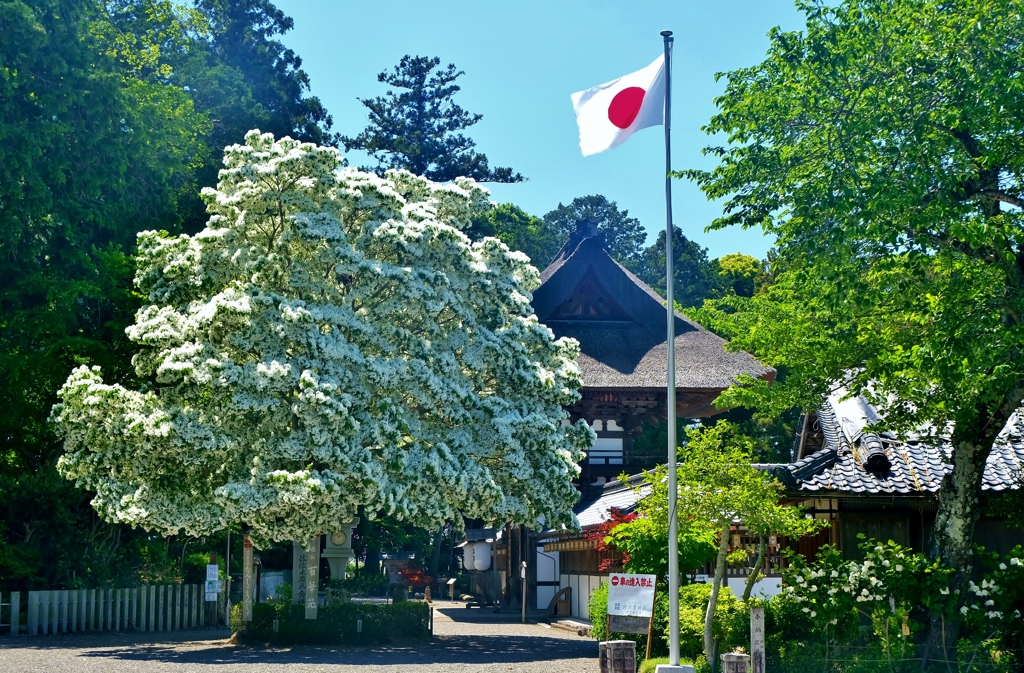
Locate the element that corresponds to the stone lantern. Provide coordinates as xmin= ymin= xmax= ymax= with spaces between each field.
xmin=321 ymin=519 xmax=359 ymax=580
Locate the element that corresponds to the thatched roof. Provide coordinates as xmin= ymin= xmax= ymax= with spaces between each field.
xmin=533 ymin=223 xmax=772 ymax=391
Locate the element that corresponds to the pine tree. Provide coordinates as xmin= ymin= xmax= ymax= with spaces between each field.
xmin=342 ymin=55 xmax=523 ymax=183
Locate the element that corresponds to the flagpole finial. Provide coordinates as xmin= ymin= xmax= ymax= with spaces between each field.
xmin=660 ymin=30 xmax=673 ymax=37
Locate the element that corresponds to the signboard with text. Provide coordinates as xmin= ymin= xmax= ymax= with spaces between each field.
xmin=606 ymin=573 xmax=657 ymax=617
xmin=205 ymin=564 xmax=220 ymax=602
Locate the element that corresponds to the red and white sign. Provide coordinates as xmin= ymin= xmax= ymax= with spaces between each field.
xmin=607 ymin=573 xmax=657 ymax=617
xmin=570 ymin=55 xmax=666 ymax=156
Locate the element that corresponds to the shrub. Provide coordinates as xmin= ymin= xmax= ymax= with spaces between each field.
xmin=231 ymin=601 xmax=430 ymax=645
xmin=341 ymin=572 xmax=388 ymax=595
xmin=676 ymin=583 xmax=747 ymax=662
xmin=183 ymin=553 xmax=222 ymax=585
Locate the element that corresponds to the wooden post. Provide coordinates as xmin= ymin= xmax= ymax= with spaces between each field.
xmin=141 ymin=581 xmax=149 ymax=631
xmin=243 ymin=533 xmax=254 ymax=623
xmin=751 ymin=606 xmax=765 ymax=673
xmin=183 ymin=585 xmax=189 ymax=629
xmin=40 ymin=590 xmax=49 ymax=634
xmin=27 ymin=591 xmax=37 ymax=635
xmin=160 ymin=585 xmax=167 ymax=631
xmin=10 ymin=592 xmax=20 ymax=636
xmin=645 ymin=583 xmax=659 ymax=660
xmin=174 ymin=584 xmax=182 ymax=631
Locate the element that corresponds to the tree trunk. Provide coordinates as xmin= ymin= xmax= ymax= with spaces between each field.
xmin=923 ymin=389 xmax=1023 ymax=668
xmin=742 ymin=534 xmax=767 ymax=603
xmin=360 ymin=516 xmax=381 ymax=577
xmin=428 ymin=523 xmax=445 ymax=577
xmin=705 ymin=522 xmax=732 ymax=659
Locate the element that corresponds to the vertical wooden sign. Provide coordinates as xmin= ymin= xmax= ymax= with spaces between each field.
xmin=242 ymin=534 xmax=254 ymax=622
xmin=751 ymin=606 xmax=765 ymax=673
xmin=305 ymin=535 xmax=320 ymax=620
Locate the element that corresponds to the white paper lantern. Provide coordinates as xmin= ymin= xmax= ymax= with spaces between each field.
xmin=462 ymin=543 xmax=476 ymax=570
xmin=472 ymin=542 xmax=491 ymax=571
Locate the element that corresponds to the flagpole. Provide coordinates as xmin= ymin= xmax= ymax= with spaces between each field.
xmin=660 ymin=28 xmax=680 ymax=669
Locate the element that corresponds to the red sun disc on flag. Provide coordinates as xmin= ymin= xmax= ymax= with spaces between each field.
xmin=607 ymin=87 xmax=646 ymax=129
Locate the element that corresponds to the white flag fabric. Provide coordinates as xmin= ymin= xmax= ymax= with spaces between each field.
xmin=571 ymin=54 xmax=666 ymax=156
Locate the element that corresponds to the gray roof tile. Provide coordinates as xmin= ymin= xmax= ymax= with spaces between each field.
xmin=779 ymin=396 xmax=1024 ymax=495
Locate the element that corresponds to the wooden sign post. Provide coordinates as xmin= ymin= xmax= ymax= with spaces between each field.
xmin=606 ymin=573 xmax=658 ymax=659
xmin=242 ymin=534 xmax=253 ymax=623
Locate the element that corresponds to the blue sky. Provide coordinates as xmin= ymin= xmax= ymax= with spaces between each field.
xmin=273 ymin=0 xmax=805 ymax=259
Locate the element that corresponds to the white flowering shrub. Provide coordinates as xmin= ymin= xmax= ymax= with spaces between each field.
xmin=780 ymin=538 xmax=952 ymax=647
xmin=975 ymin=544 xmax=1024 ymax=662
xmin=780 ymin=537 xmax=1024 ymax=663
xmin=51 ymin=131 xmax=593 ymax=546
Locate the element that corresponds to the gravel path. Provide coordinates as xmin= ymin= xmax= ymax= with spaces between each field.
xmin=0 ymin=606 xmax=599 ymax=672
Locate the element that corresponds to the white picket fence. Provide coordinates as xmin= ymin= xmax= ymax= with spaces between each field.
xmin=1 ymin=583 xmax=229 ymax=636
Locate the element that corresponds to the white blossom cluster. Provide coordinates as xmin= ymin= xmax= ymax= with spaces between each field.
xmin=52 ymin=131 xmax=593 ymax=546
xmin=784 ymin=542 xmax=1024 ymax=631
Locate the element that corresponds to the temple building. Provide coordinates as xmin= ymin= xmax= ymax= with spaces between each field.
xmin=526 ymin=221 xmax=772 ymax=615
xmin=532 ymin=221 xmax=772 ymax=483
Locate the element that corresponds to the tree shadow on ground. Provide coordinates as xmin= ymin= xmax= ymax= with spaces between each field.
xmin=66 ymin=634 xmax=596 ymax=666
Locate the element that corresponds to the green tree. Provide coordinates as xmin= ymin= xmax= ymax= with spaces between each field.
xmin=683 ymin=0 xmax=1024 ymax=660
xmin=543 ymin=195 xmax=647 ymax=269
xmin=709 ymin=253 xmax=764 ymax=299
xmin=637 ymin=226 xmax=716 ymax=307
xmin=0 ymin=0 xmax=339 ymax=589
xmin=470 ymin=203 xmax=563 ymax=269
xmin=101 ymin=0 xmax=338 ymax=233
xmin=669 ymin=422 xmax=820 ymax=657
xmin=342 ymin=55 xmax=522 ymax=183
xmin=0 ymin=0 xmax=210 ymax=589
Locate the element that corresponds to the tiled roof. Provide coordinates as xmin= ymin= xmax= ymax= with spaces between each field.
xmin=574 ymin=475 xmax=650 ymax=529
xmin=775 ymin=394 xmax=1024 ymax=496
xmin=533 ymin=224 xmax=772 ymax=391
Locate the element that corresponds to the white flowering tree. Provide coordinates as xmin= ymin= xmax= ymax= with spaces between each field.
xmin=51 ymin=131 xmax=592 ymax=547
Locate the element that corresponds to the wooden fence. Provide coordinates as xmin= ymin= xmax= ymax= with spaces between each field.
xmin=0 ymin=584 xmax=229 ymax=636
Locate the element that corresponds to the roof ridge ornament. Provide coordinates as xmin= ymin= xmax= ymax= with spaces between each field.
xmin=576 ymin=217 xmax=601 ymax=239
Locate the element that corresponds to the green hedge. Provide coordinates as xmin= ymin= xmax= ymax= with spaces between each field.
xmin=231 ymin=601 xmax=431 ymax=645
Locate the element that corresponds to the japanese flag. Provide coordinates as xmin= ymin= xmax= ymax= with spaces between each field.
xmin=571 ymin=55 xmax=666 ymax=156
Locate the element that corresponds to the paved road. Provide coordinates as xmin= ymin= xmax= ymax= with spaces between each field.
xmin=0 ymin=606 xmax=598 ymax=672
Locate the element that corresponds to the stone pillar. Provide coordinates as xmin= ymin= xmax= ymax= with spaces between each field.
xmin=242 ymin=534 xmax=253 ymax=623
xmin=304 ymin=535 xmax=320 ymax=620
xmin=599 ymin=640 xmax=636 ymax=673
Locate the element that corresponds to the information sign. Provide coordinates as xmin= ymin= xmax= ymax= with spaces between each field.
xmin=606 ymin=573 xmax=657 ymax=617
xmin=205 ymin=564 xmax=220 ymax=602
